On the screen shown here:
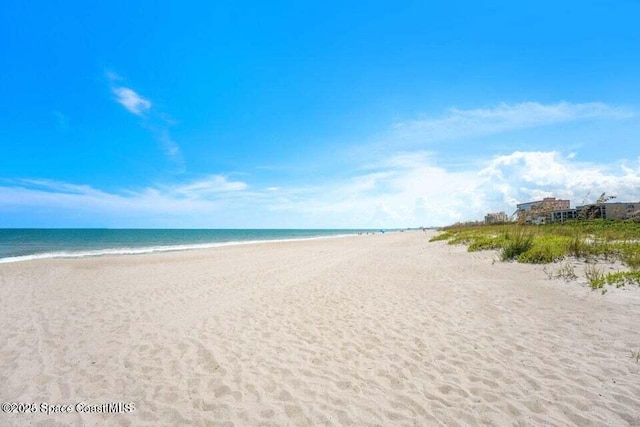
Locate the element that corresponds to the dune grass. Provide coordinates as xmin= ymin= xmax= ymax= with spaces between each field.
xmin=430 ymin=220 xmax=640 ymax=290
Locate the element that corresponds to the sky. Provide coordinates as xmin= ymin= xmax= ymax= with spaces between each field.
xmin=1 ymin=1 xmax=640 ymax=228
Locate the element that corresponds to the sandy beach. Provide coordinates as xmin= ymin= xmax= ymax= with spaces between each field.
xmin=1 ymin=230 xmax=639 ymax=426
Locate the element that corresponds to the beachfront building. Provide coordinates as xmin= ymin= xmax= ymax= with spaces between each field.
xmin=549 ymin=208 xmax=578 ymax=223
xmin=515 ymin=197 xmax=571 ymax=224
xmin=602 ymin=202 xmax=640 ymax=220
xmin=500 ymin=197 xmax=639 ymax=224
xmin=516 ymin=197 xmax=570 ymax=213
xmin=484 ymin=212 xmax=509 ymax=224
xmin=577 ymin=202 xmax=640 ymax=220
xmin=576 ymin=204 xmax=605 ymax=220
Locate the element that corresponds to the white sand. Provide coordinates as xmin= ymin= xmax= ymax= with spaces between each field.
xmin=1 ymin=231 xmax=640 ymax=426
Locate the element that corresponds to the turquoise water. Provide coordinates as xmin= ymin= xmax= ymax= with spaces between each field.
xmin=0 ymin=229 xmax=377 ymax=263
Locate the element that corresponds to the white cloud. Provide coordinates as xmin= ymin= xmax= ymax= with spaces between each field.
xmin=2 ymin=151 xmax=639 ymax=227
xmin=156 ymin=130 xmax=185 ymax=172
xmin=8 ymin=90 xmax=640 ymax=228
xmin=0 ymin=176 xmax=251 ymax=227
xmin=479 ymin=151 xmax=640 ymax=205
xmin=255 ymin=150 xmax=640 ymax=227
xmin=107 ymin=72 xmax=183 ymax=168
xmin=113 ymin=87 xmax=152 ymax=115
xmin=262 ymin=153 xmax=480 ymax=226
xmin=171 ymin=175 xmax=248 ymax=195
xmin=392 ymin=101 xmax=634 ymax=142
xmin=105 ymin=70 xmax=122 ymax=82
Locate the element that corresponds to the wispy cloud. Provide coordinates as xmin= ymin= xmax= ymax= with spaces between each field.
xmin=170 ymin=175 xmax=248 ymax=195
xmin=5 ymin=99 xmax=639 ymax=227
xmin=392 ymin=101 xmax=634 ymax=143
xmin=0 ymin=175 xmax=250 ymax=227
xmin=112 ymin=87 xmax=152 ymax=116
xmin=107 ymin=71 xmax=183 ymax=170
xmin=52 ymin=111 xmax=69 ymax=131
xmin=263 ymin=150 xmax=640 ymax=227
xmin=155 ymin=129 xmax=185 ymax=171
xmin=3 ymin=151 xmax=639 ymax=227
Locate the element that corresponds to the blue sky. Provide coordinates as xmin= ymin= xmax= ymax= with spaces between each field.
xmin=1 ymin=1 xmax=640 ymax=227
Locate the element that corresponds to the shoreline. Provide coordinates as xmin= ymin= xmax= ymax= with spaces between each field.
xmin=1 ymin=231 xmax=639 ymax=425
xmin=0 ymin=229 xmax=386 ymax=264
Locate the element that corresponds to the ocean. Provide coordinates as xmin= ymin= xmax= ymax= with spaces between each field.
xmin=0 ymin=229 xmax=378 ymax=263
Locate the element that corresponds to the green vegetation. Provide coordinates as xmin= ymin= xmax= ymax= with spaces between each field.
xmin=585 ymin=264 xmax=605 ymax=289
xmin=588 ymin=271 xmax=640 ymax=289
xmin=500 ymin=228 xmax=533 ymax=261
xmin=515 ymin=235 xmax=572 ymax=263
xmin=468 ymin=235 xmax=505 ymax=252
xmin=543 ymin=261 xmax=577 ymax=281
xmin=430 ymin=220 xmax=640 ymax=291
xmin=556 ymin=262 xmax=577 ymax=280
xmin=428 ymin=231 xmax=454 ymax=242
xmin=620 ymin=244 xmax=640 ymax=270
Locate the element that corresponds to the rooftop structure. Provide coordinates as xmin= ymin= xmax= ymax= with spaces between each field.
xmin=515 ymin=197 xmax=570 ymax=224
xmin=516 ymin=197 xmax=570 ymax=212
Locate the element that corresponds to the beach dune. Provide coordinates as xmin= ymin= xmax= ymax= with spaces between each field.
xmin=1 ymin=231 xmax=639 ymax=426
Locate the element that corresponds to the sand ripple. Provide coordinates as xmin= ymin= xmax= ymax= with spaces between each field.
xmin=1 ymin=232 xmax=640 ymax=425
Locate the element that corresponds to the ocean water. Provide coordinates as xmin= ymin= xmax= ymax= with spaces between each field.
xmin=0 ymin=229 xmax=377 ymax=263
